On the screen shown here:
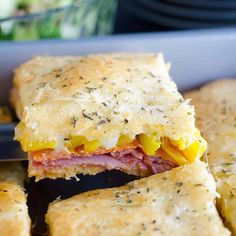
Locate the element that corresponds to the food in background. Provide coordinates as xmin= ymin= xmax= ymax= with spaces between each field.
xmin=0 ymin=162 xmax=30 ymax=236
xmin=185 ymin=79 xmax=236 ymax=234
xmin=0 ymin=0 xmax=117 ymax=41
xmin=46 ymin=162 xmax=230 ymax=236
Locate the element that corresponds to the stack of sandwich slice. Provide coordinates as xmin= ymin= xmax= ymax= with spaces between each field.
xmin=12 ymin=53 xmax=206 ymax=181
xmin=10 ymin=53 xmax=234 ymax=235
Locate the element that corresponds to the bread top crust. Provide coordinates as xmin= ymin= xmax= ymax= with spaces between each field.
xmin=13 ymin=53 xmax=196 ymax=147
xmin=184 ymin=80 xmax=236 ymax=179
xmin=0 ymin=163 xmax=30 ymax=236
xmin=46 ymin=161 xmax=230 ymax=236
xmin=184 ymin=79 xmax=236 ymax=234
xmin=0 ymin=181 xmax=31 ymax=236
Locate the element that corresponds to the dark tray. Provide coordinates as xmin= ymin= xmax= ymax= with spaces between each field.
xmin=1 ymin=28 xmax=236 ymax=235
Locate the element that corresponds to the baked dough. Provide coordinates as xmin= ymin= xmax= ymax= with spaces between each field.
xmin=0 ymin=163 xmax=31 ymax=236
xmin=12 ymin=53 xmax=206 ymax=180
xmin=184 ymin=79 xmax=236 ymax=234
xmin=46 ymin=161 xmax=230 ymax=236
xmin=13 ymin=53 xmax=197 ymax=147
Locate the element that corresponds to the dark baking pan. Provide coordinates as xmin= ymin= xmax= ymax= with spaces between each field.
xmin=0 ymin=28 xmax=236 ymax=235
xmin=165 ymin=0 xmax=236 ymax=10
xmin=123 ymin=0 xmax=236 ymax=29
xmin=141 ymin=0 xmax=236 ymax=21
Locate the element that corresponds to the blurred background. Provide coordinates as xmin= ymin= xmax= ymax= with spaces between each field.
xmin=1 ymin=0 xmax=236 ymax=41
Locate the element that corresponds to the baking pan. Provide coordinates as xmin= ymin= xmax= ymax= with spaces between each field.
xmin=1 ymin=28 xmax=236 ymax=235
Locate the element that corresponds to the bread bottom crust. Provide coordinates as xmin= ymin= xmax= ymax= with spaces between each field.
xmin=29 ymin=161 xmax=105 ymax=181
xmin=28 ymin=162 xmax=147 ymax=181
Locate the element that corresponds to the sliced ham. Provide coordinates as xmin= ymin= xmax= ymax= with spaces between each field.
xmin=30 ymin=148 xmax=177 ymax=177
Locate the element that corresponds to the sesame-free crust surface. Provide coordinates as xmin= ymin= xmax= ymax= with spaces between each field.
xmin=184 ymin=79 xmax=236 ymax=234
xmin=46 ymin=161 xmax=230 ymax=236
xmin=0 ymin=163 xmax=30 ymax=236
xmin=13 ymin=53 xmax=197 ymax=147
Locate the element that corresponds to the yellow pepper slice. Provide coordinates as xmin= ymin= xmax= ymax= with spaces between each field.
xmin=83 ymin=140 xmax=100 ymax=152
xmin=138 ymin=134 xmax=161 ymax=156
xmin=117 ymin=135 xmax=133 ymax=146
xmin=161 ymin=138 xmax=188 ymax=165
xmin=70 ymin=135 xmax=87 ymax=148
xmin=21 ymin=140 xmax=56 ymax=152
xmin=182 ymin=137 xmax=207 ymax=162
xmin=15 ymin=122 xmax=56 ymax=152
xmin=170 ymin=138 xmax=186 ymax=150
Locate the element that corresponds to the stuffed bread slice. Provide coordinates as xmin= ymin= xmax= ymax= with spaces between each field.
xmin=0 ymin=162 xmax=31 ymax=236
xmin=46 ymin=161 xmax=230 ymax=236
xmin=12 ymin=53 xmax=206 ymax=180
xmin=184 ymin=80 xmax=236 ymax=235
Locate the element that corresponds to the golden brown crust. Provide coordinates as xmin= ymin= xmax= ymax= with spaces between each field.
xmin=13 ymin=53 xmax=197 ymax=148
xmin=29 ymin=162 xmax=106 ymax=181
xmin=0 ymin=163 xmax=30 ymax=236
xmin=0 ymin=182 xmax=31 ymax=236
xmin=184 ymin=79 xmax=236 ymax=234
xmin=217 ymin=175 xmax=236 ymax=234
xmin=46 ymin=161 xmax=230 ymax=236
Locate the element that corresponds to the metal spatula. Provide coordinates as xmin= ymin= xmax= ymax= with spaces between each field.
xmin=0 ymin=123 xmax=27 ymax=161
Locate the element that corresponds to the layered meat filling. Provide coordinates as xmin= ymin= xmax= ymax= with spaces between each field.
xmin=29 ymin=147 xmax=177 ymax=177
xmin=25 ymin=132 xmax=206 ymax=177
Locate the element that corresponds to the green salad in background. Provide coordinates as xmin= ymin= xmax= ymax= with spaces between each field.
xmin=0 ymin=0 xmax=117 ymax=41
